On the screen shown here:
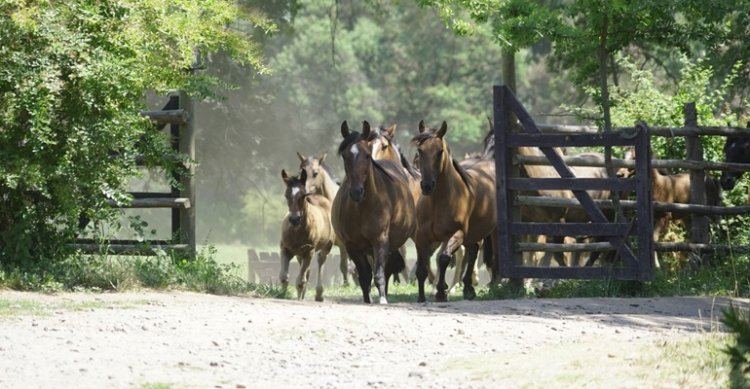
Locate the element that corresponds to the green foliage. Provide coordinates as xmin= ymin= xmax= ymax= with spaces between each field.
xmin=0 ymin=0 xmax=268 ymax=266
xmin=0 ymin=244 xmax=287 ymax=297
xmin=721 ymin=303 xmax=750 ymax=387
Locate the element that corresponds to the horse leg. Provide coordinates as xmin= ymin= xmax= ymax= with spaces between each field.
xmin=372 ymin=240 xmax=390 ymax=304
xmin=279 ymin=247 xmax=293 ymax=292
xmin=549 ymin=235 xmax=567 ymax=267
xmin=349 ymin=250 xmax=372 ymax=303
xmin=448 ymin=245 xmax=465 ymax=295
xmin=338 ymin=244 xmax=350 ymax=287
xmin=296 ymin=252 xmax=313 ymax=300
xmin=315 ymin=247 xmax=330 ymax=302
xmin=436 ymin=231 xmax=464 ymax=302
xmin=462 ymin=243 xmax=480 ymax=300
xmin=414 ymin=241 xmax=437 ymax=303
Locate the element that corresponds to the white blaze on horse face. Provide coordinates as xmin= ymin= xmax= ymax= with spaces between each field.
xmin=291 ymin=187 xmax=300 ymax=197
xmin=349 ymin=144 xmax=359 ymax=157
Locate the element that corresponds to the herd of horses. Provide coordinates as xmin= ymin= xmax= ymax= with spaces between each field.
xmin=278 ymin=120 xmax=750 ymax=304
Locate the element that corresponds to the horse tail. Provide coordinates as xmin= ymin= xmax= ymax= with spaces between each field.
xmin=480 ymin=235 xmax=493 ymax=269
xmin=386 ymin=249 xmax=407 ymax=279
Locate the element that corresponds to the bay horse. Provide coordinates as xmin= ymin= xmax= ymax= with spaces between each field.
xmin=279 ymin=169 xmax=336 ymax=301
xmin=297 ymin=152 xmax=351 ymax=286
xmin=331 ymin=121 xmax=416 ymax=304
xmin=412 ymin=120 xmax=497 ymax=302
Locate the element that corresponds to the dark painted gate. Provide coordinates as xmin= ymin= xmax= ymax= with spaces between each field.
xmin=493 ymin=85 xmax=654 ymax=281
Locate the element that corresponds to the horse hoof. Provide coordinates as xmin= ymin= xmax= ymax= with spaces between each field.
xmin=417 ymin=295 xmax=426 ymax=303
xmin=379 ymin=296 xmax=388 ymax=305
xmin=435 ymin=292 xmax=448 ymax=302
xmin=315 ymin=296 xmax=324 ymax=302
xmin=463 ymin=287 xmax=476 ymax=301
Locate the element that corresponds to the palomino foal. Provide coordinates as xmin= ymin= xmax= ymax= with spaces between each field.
xmin=279 ymin=169 xmax=336 ymax=301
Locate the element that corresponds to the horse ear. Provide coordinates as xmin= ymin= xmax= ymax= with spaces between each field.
xmin=299 ymin=168 xmax=307 ymax=183
xmin=418 ymin=120 xmax=426 ymax=133
xmin=362 ymin=121 xmax=371 ymax=138
xmin=341 ymin=121 xmax=350 ymax=138
xmin=319 ymin=152 xmax=327 ymax=162
xmin=281 ymin=169 xmax=290 ymax=182
xmin=437 ymin=121 xmax=448 ymax=138
xmin=296 ymin=151 xmax=306 ymax=162
xmin=384 ymin=124 xmax=397 ymax=137
xmin=486 ymin=116 xmax=493 ymax=130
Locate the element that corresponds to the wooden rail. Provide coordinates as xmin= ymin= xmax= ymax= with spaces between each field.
xmin=105 ymin=197 xmax=191 ymax=209
xmin=140 ymin=109 xmax=189 ymax=125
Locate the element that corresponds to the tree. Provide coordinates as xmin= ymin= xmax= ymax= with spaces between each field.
xmin=0 ymin=0 xmax=270 ymax=265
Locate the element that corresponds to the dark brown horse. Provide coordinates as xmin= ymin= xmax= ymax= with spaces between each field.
xmin=279 ymin=169 xmax=336 ymax=301
xmin=297 ymin=152 xmax=351 ymax=286
xmin=720 ymin=135 xmax=750 ymax=204
xmin=412 ymin=121 xmax=497 ymax=302
xmin=331 ymin=121 xmax=416 ymax=304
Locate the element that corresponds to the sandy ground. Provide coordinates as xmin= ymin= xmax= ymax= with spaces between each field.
xmin=0 ymin=291 xmax=745 ymax=389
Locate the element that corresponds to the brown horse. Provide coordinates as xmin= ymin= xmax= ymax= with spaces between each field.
xmin=331 ymin=121 xmax=417 ymax=304
xmin=412 ymin=121 xmax=497 ymax=302
xmin=279 ymin=169 xmax=336 ymax=301
xmin=297 ymin=152 xmax=351 ymax=286
xmin=515 ymin=146 xmax=623 ymax=266
xmin=652 ymin=169 xmax=722 ymax=241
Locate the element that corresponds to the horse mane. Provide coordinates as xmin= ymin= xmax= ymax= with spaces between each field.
xmin=452 ymin=157 xmax=473 ymax=192
xmin=411 ymin=128 xmax=472 ymax=191
xmin=337 ymin=129 xmax=397 ymax=182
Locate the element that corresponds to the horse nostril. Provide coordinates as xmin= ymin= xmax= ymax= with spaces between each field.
xmin=289 ymin=216 xmax=301 ymax=226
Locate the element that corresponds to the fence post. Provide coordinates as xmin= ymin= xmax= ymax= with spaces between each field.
xmin=179 ymin=91 xmax=197 ymax=258
xmin=684 ymin=102 xmax=709 ymax=260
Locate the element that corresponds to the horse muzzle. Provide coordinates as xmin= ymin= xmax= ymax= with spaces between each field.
xmin=420 ymin=179 xmax=436 ymax=195
xmin=289 ymin=215 xmax=302 ymax=226
xmin=349 ymin=187 xmax=364 ymax=202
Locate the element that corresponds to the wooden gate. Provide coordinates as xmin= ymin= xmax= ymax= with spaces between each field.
xmin=493 ymin=85 xmax=654 ymax=280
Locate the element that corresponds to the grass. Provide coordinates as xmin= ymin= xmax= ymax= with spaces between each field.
xmin=0 ymin=298 xmax=148 ymax=318
xmin=437 ymin=333 xmax=731 ymax=388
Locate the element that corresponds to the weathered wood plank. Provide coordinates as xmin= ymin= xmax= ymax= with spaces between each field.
xmin=69 ymin=243 xmax=189 ymax=255
xmin=508 ymin=177 xmax=635 ymax=192
xmin=105 ymin=197 xmax=191 ymax=209
xmin=515 ymin=155 xmax=750 ymax=173
xmin=503 ymin=266 xmax=637 ymax=280
xmin=516 ymin=195 xmax=750 ymax=216
xmin=510 ymin=133 xmax=635 ymax=148
xmin=140 ymin=109 xmax=189 ymax=125
xmin=510 ymin=222 xmax=631 ymax=236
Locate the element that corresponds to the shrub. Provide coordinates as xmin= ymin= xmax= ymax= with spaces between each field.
xmin=0 ymin=1 xmax=269 ymax=266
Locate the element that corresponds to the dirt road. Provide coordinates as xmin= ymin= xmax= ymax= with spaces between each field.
xmin=0 ymin=291 xmax=744 ymax=388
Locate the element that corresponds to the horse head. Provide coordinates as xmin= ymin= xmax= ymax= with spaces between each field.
xmin=298 ymin=152 xmax=328 ymax=195
xmin=281 ymin=169 xmax=309 ymax=226
xmin=721 ymin=136 xmax=750 ymax=190
xmin=338 ymin=121 xmax=373 ymax=202
xmin=412 ymin=120 xmax=449 ymax=195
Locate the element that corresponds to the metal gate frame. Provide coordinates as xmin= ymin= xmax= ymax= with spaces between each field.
xmin=493 ymin=85 xmax=654 ymax=281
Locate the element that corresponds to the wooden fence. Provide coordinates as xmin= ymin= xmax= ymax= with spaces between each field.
xmin=513 ymin=101 xmax=750 ymax=259
xmin=71 ymin=91 xmax=196 ymax=257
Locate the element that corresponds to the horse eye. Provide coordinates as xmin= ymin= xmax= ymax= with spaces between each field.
xmin=313 ymin=171 xmax=319 ymax=178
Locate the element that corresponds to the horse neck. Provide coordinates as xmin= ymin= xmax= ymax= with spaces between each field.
xmin=434 ymin=149 xmax=470 ymax=197
xmin=319 ymin=170 xmax=339 ymax=201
